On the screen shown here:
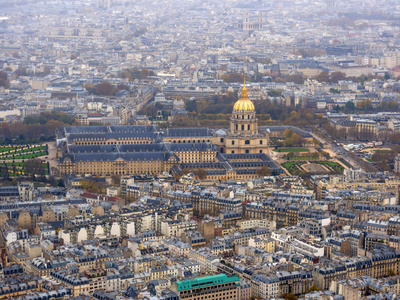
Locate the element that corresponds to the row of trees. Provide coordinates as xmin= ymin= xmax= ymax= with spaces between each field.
xmin=24 ymin=111 xmax=74 ymax=126
xmin=321 ymin=122 xmax=380 ymax=142
xmin=0 ymin=158 xmax=46 ymax=180
xmin=0 ymin=70 xmax=9 ymax=88
xmin=220 ymin=73 xmax=251 ymax=83
xmin=220 ymin=69 xmax=391 ymax=87
xmin=118 ymin=67 xmax=155 ymax=82
xmin=371 ymin=145 xmax=400 ymax=172
xmin=338 ymin=100 xmax=399 ymax=114
xmin=186 ymin=92 xmax=238 ymax=115
xmin=277 ymin=128 xmax=307 ymax=147
xmin=182 ymin=92 xmax=325 ymax=128
xmin=85 ymin=82 xmax=116 ymax=96
xmin=176 ymin=168 xmax=207 ymax=181
xmin=80 ymin=179 xmax=107 ymax=194
xmin=0 ymin=111 xmax=75 ymax=143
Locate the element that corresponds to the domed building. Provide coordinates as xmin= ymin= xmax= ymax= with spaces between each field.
xmin=213 ymin=82 xmax=270 ymax=155
xmin=57 ymin=82 xmax=280 ymax=181
xmin=230 ymin=84 xmax=258 ymax=135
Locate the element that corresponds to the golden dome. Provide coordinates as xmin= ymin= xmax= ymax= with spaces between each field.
xmin=233 ymin=83 xmax=255 ymax=113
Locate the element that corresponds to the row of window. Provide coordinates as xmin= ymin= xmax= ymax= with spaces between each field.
xmin=235 ymin=114 xmax=254 ymax=119
xmin=172 ymin=140 xmax=210 ymax=143
xmin=223 ymin=139 xmax=263 ymax=145
xmin=228 ymin=150 xmax=263 ymax=154
xmin=235 ymin=124 xmax=252 ymax=131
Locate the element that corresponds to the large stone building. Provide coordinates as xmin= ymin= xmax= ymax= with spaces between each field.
xmin=172 ymin=274 xmax=240 ymax=300
xmin=57 ymin=85 xmax=283 ymax=180
xmin=331 ymin=119 xmax=381 ymax=141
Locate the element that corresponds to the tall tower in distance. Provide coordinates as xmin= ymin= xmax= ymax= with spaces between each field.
xmin=243 ymin=11 xmax=250 ymax=31
xmin=240 ymin=10 xmax=263 ymax=32
xmin=258 ymin=12 xmax=263 ymax=30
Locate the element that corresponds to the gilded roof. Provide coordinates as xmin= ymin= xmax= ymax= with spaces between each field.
xmin=233 ymin=84 xmax=255 ymax=113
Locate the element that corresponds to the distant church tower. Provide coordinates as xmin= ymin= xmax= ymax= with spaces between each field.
xmin=241 ymin=10 xmax=263 ymax=32
xmin=258 ymin=12 xmax=263 ymax=30
xmin=97 ymin=0 xmax=110 ymax=9
xmin=326 ymin=0 xmax=335 ymax=9
xmin=243 ymin=11 xmax=250 ymax=31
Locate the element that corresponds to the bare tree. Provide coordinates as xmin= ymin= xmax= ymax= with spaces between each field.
xmin=24 ymin=159 xmax=45 ymax=180
xmin=50 ymin=166 xmax=60 ymax=177
xmin=197 ymin=168 xmax=207 ymax=180
xmin=257 ymin=166 xmax=271 ymax=177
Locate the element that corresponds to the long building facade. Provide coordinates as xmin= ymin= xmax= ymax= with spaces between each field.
xmin=57 ymin=85 xmax=283 ymax=180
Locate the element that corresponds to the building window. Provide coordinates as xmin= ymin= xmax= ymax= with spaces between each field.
xmin=259 ymin=150 xmax=263 ymax=153
xmin=248 ymin=125 xmax=250 ymax=130
xmin=241 ymin=125 xmax=244 ymax=130
xmin=232 ymin=141 xmax=235 ymax=145
xmin=231 ymin=151 xmax=234 ymax=153
xmin=260 ymin=140 xmax=263 ymax=144
xmin=220 ymin=138 xmax=224 ymax=142
xmin=246 ymin=149 xmax=249 ymax=153
xmin=235 ymin=124 xmax=238 ymax=130
xmin=245 ymin=140 xmax=250 ymax=145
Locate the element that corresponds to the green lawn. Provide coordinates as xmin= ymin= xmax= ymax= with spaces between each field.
xmin=0 ymin=162 xmax=25 ymax=167
xmin=0 ymin=146 xmax=17 ymax=152
xmin=3 ymin=152 xmax=46 ymax=160
xmin=283 ymin=162 xmax=300 ymax=168
xmin=0 ymin=145 xmax=47 ymax=160
xmin=285 ymin=156 xmax=319 ymax=161
xmin=315 ymin=161 xmax=344 ymax=172
xmin=1 ymin=146 xmax=46 ymax=156
xmin=0 ymin=162 xmax=48 ymax=176
xmin=282 ymin=161 xmax=343 ymax=175
xmin=273 ymin=148 xmax=310 ymax=153
xmin=0 ymin=145 xmax=45 ymax=153
xmin=282 ymin=162 xmax=305 ymax=174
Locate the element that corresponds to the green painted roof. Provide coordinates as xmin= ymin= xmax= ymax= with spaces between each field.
xmin=176 ymin=274 xmax=239 ymax=291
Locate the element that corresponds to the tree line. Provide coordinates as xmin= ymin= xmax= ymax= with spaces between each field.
xmin=0 ymin=111 xmax=75 ymax=144
xmin=180 ymin=93 xmax=325 ymax=128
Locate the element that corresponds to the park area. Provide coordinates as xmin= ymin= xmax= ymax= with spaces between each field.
xmin=0 ymin=145 xmax=47 ymax=159
xmin=0 ymin=145 xmax=49 ymax=177
xmin=282 ymin=161 xmax=344 ymax=176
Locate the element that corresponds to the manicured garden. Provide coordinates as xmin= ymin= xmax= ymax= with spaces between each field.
xmin=0 ymin=145 xmax=47 ymax=160
xmin=316 ymin=161 xmax=344 ymax=172
xmin=282 ymin=161 xmax=344 ymax=175
xmin=282 ymin=162 xmax=300 ymax=173
xmin=0 ymin=144 xmax=49 ymax=177
xmin=0 ymin=161 xmax=49 ymax=177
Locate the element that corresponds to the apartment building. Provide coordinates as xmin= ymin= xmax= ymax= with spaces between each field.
xmin=173 ymin=274 xmax=240 ymax=300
